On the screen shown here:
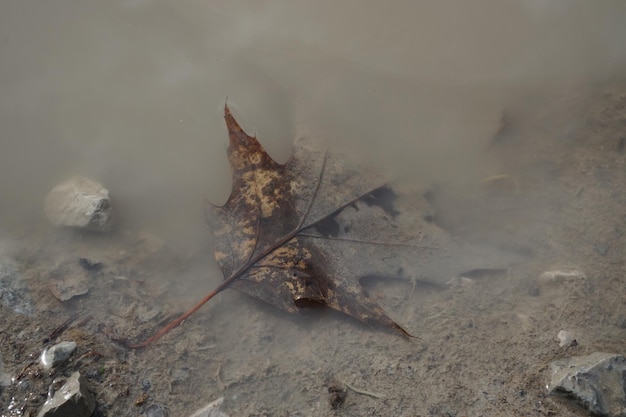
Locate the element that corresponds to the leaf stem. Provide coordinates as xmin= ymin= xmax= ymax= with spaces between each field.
xmin=126 ymin=152 xmax=400 ymax=348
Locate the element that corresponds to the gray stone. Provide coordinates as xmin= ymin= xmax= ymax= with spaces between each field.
xmin=188 ymin=397 xmax=229 ymax=417
xmin=44 ymin=176 xmax=113 ymax=232
xmin=37 ymin=372 xmax=95 ymax=417
xmin=548 ymin=352 xmax=626 ymax=417
xmin=0 ymin=255 xmax=33 ymax=315
xmin=40 ymin=341 xmax=77 ymax=370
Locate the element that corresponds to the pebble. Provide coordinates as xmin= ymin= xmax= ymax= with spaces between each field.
xmin=141 ymin=379 xmax=151 ymax=391
xmin=556 ymin=330 xmax=577 ymax=347
xmin=16 ymin=379 xmax=31 ymax=391
xmin=44 ymin=176 xmax=113 ymax=232
xmin=37 ymin=372 xmax=95 ymax=417
xmin=548 ymin=352 xmax=626 ymax=417
xmin=40 ymin=341 xmax=77 ymax=370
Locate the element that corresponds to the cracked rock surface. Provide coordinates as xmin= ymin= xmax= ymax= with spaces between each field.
xmin=548 ymin=352 xmax=626 ymax=417
xmin=37 ymin=372 xmax=95 ymax=417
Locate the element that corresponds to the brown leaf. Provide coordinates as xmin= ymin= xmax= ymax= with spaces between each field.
xmin=127 ymin=105 xmax=524 ymax=348
xmin=205 ymin=105 xmax=416 ymax=334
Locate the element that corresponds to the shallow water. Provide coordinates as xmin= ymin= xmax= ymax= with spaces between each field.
xmin=2 ymin=1 xmax=625 ymax=244
xmin=1 ymin=2 xmax=626 ymax=416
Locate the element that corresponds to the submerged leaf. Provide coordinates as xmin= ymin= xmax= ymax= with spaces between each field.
xmin=206 ymin=106 xmax=409 ymax=333
xmin=126 ymin=105 xmax=524 ymax=348
xmin=206 ymin=105 xmax=517 ymax=335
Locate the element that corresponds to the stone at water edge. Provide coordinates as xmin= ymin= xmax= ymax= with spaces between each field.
xmin=40 ymin=341 xmax=77 ymax=370
xmin=548 ymin=352 xmax=626 ymax=417
xmin=44 ymin=176 xmax=113 ymax=232
xmin=37 ymin=372 xmax=95 ymax=417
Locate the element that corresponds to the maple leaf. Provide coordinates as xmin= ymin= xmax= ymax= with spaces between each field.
xmin=206 ymin=105 xmax=411 ymax=335
xmin=127 ymin=105 xmax=520 ymax=348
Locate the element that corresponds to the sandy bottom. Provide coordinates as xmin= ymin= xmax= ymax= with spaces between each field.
xmin=2 ymin=79 xmax=626 ymax=417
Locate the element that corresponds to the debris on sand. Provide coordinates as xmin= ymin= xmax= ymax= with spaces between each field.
xmin=44 ymin=176 xmax=113 ymax=232
xmin=188 ymin=397 xmax=229 ymax=417
xmin=537 ymin=268 xmax=586 ymax=285
xmin=548 ymin=352 xmax=626 ymax=417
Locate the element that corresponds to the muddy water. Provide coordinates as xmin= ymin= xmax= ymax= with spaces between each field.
xmin=1 ymin=2 xmax=626 ymax=416
xmin=2 ymin=1 xmax=625 ymax=244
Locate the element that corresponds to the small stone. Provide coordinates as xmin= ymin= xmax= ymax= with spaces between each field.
xmin=548 ymin=352 xmax=626 ymax=417
xmin=17 ymin=379 xmax=31 ymax=391
xmin=537 ymin=268 xmax=586 ymax=286
xmin=41 ymin=341 xmax=77 ymax=370
xmin=37 ymin=372 xmax=95 ymax=417
xmin=44 ymin=176 xmax=113 ymax=232
xmin=141 ymin=379 xmax=151 ymax=391
xmin=188 ymin=397 xmax=229 ymax=417
xmin=557 ymin=330 xmax=576 ymax=348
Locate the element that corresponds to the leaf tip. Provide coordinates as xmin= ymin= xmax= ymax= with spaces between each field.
xmin=223 ymin=101 xmax=252 ymax=149
xmin=224 ymin=102 xmax=237 ymax=129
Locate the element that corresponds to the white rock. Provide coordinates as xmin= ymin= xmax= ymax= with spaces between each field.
xmin=557 ymin=330 xmax=576 ymax=347
xmin=44 ymin=176 xmax=113 ymax=232
xmin=41 ymin=341 xmax=77 ymax=370
xmin=188 ymin=397 xmax=229 ymax=417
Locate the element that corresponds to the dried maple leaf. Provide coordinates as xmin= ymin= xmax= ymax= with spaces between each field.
xmin=129 ymin=105 xmax=519 ymax=348
xmin=206 ymin=106 xmax=411 ymax=335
